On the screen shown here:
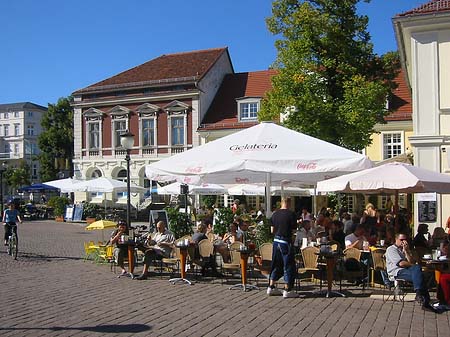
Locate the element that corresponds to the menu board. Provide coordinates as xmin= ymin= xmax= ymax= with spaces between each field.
xmin=418 ymin=200 xmax=436 ymax=222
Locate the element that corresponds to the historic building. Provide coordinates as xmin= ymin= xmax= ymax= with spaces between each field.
xmin=0 ymin=102 xmax=46 ymax=183
xmin=393 ymin=0 xmax=450 ymax=230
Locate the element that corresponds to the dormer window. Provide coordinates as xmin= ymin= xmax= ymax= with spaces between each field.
xmin=237 ymin=97 xmax=261 ymax=122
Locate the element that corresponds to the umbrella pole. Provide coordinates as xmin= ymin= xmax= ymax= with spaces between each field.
xmin=394 ymin=190 xmax=399 ymax=229
xmin=265 ymin=173 xmax=272 ymax=217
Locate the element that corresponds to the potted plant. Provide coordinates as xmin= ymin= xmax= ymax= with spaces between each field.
xmin=214 ymin=207 xmax=234 ymax=237
xmin=165 ymin=206 xmax=193 ymax=238
xmin=82 ymin=202 xmax=101 ymax=224
xmin=48 ymin=196 xmax=71 ymax=222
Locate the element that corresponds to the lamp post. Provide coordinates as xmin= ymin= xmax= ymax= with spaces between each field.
xmin=120 ymin=131 xmax=135 ymax=227
xmin=0 ymin=162 xmax=7 ymax=216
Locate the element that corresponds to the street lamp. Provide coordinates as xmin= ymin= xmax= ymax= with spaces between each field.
xmin=0 ymin=162 xmax=7 ymax=215
xmin=120 ymin=131 xmax=135 ymax=227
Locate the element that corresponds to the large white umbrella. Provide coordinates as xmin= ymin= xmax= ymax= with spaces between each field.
xmin=316 ymin=162 xmax=450 ymax=194
xmin=145 ymin=122 xmax=372 ymax=214
xmin=42 ymin=178 xmax=82 ymax=193
xmin=157 ymin=182 xmax=227 ymax=195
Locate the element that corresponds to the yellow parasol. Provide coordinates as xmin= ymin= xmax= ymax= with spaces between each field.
xmin=85 ymin=220 xmax=118 ymax=231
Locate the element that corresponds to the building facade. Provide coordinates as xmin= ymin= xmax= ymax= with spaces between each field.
xmin=393 ymin=0 xmax=450 ymax=231
xmin=0 ymin=102 xmax=46 ymax=182
xmin=71 ymin=48 xmax=233 ymax=207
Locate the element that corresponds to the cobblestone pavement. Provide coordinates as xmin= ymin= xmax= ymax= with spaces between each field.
xmin=0 ymin=220 xmax=449 ymax=337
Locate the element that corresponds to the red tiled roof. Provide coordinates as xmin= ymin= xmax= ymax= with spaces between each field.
xmin=200 ymin=69 xmax=277 ymax=129
xmin=396 ymin=0 xmax=450 ymax=17
xmin=385 ymin=68 xmax=412 ymax=121
xmin=74 ymin=47 xmax=229 ymax=94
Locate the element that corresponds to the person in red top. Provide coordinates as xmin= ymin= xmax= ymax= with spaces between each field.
xmin=437 ymin=241 xmax=450 ymax=308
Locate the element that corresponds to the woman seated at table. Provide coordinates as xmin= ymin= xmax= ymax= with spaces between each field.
xmin=431 ymin=227 xmax=448 ymax=249
xmin=436 ymin=240 xmax=450 ymax=306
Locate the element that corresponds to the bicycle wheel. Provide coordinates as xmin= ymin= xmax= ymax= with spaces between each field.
xmin=11 ymin=234 xmax=18 ymax=259
xmin=7 ymin=237 xmax=12 ymax=255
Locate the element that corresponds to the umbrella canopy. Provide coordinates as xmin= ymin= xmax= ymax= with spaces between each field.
xmin=227 ymin=184 xmax=312 ymax=196
xmin=43 ymin=178 xmax=82 ymax=193
xmin=18 ymin=183 xmax=59 ymax=193
xmin=316 ymin=162 xmax=450 ymax=194
xmin=70 ymin=177 xmax=146 ymax=193
xmin=85 ymin=220 xmax=118 ymax=231
xmin=145 ymin=122 xmax=372 ymax=185
xmin=157 ymin=182 xmax=226 ymax=195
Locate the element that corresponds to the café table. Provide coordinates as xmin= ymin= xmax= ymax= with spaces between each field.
xmin=169 ymin=243 xmax=192 ymax=285
xmin=315 ymin=250 xmax=345 ymax=298
xmin=229 ymin=247 xmax=258 ymax=292
xmin=425 ymin=258 xmax=450 ymax=285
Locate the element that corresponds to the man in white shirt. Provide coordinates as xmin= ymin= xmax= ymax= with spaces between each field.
xmin=135 ymin=221 xmax=175 ymax=280
xmin=294 ymin=220 xmax=314 ymax=249
xmin=344 ymin=224 xmax=367 ymax=250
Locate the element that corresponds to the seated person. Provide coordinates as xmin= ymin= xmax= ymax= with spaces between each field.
xmin=236 ymin=219 xmax=251 ymax=243
xmin=431 ymin=227 xmax=448 ymax=249
xmin=293 ymin=220 xmax=314 ymax=250
xmin=135 ymin=221 xmax=175 ymax=280
xmin=191 ymin=223 xmax=219 ymax=276
xmin=223 ymin=222 xmax=239 ymax=245
xmin=436 ymin=240 xmax=450 ymax=307
xmin=386 ymin=233 xmax=438 ymax=312
xmin=344 ymin=224 xmax=367 ymax=250
xmin=412 ymin=223 xmax=432 ymax=250
xmin=329 ymin=220 xmax=345 ymax=250
xmin=110 ymin=221 xmax=130 ymax=277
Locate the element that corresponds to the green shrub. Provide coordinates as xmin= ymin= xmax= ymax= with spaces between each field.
xmin=214 ymin=207 xmax=234 ymax=236
xmin=82 ymin=202 xmax=102 ymax=220
xmin=48 ymin=196 xmax=71 ymax=217
xmin=166 ymin=206 xmax=193 ymax=239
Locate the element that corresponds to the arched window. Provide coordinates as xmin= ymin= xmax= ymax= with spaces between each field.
xmin=92 ymin=169 xmax=102 ymax=178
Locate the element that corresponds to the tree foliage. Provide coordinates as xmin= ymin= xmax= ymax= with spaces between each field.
xmin=260 ymin=0 xmax=400 ymax=151
xmin=4 ymin=161 xmax=30 ymax=195
xmin=38 ymin=97 xmax=74 ymax=181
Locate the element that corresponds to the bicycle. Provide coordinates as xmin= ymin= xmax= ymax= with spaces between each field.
xmin=6 ymin=223 xmax=18 ymax=259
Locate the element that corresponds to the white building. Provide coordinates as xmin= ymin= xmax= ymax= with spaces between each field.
xmin=0 ymin=102 xmax=46 ymax=182
xmin=393 ymin=0 xmax=450 ymax=231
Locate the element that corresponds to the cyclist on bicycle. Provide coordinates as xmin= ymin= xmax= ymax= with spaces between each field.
xmin=3 ymin=202 xmax=23 ymax=246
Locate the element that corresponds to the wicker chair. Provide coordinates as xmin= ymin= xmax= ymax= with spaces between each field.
xmin=297 ymin=246 xmax=320 ymax=286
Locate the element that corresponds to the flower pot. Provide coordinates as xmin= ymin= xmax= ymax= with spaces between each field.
xmin=86 ymin=217 xmax=96 ymax=224
xmin=55 ymin=216 xmax=65 ymax=222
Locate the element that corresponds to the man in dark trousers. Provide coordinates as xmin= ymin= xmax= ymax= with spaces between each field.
xmin=267 ymin=197 xmax=299 ymax=298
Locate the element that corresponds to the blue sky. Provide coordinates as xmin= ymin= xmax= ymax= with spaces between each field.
xmin=0 ymin=0 xmax=427 ymax=107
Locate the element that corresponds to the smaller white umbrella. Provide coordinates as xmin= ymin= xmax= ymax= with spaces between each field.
xmin=157 ymin=182 xmax=226 ymax=195
xmin=71 ymin=177 xmax=146 ymax=193
xmin=43 ymin=178 xmax=82 ymax=193
xmin=316 ymin=162 xmax=450 ymax=194
xmin=227 ymin=184 xmax=312 ymax=196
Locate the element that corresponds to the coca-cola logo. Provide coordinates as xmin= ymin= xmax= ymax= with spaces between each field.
xmin=185 ymin=166 xmax=202 ymax=173
xmin=235 ymin=177 xmax=249 ymax=183
xmin=230 ymin=143 xmax=277 ymax=152
xmin=296 ymin=162 xmax=317 ymax=170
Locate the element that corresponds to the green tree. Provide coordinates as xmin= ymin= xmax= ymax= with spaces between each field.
xmin=260 ymin=0 xmax=400 ymax=151
xmin=38 ymin=97 xmax=74 ymax=181
xmin=4 ymin=161 xmax=30 ymax=195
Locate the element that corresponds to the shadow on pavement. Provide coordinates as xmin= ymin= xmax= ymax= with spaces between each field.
xmin=0 ymin=323 xmax=152 ymax=333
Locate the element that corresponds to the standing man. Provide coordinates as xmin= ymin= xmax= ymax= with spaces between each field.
xmin=267 ymin=197 xmax=299 ymax=298
xmin=386 ymin=233 xmax=438 ymax=312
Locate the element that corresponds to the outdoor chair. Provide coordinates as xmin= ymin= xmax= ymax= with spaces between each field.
xmin=191 ymin=239 xmax=215 ymax=278
xmin=370 ymin=248 xmax=387 ymax=287
xmin=297 ymin=246 xmax=320 ymax=288
xmin=83 ymin=242 xmax=98 ymax=261
xmin=257 ymin=242 xmax=273 ymax=277
xmin=221 ymin=247 xmax=241 ymax=285
xmin=342 ymin=247 xmax=366 ymax=290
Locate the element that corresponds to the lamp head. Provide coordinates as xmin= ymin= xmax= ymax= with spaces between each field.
xmin=120 ymin=131 xmax=135 ymax=150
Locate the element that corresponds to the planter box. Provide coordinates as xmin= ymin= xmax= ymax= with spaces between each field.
xmin=55 ymin=216 xmax=65 ymax=222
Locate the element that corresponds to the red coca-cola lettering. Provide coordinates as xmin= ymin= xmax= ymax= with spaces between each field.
xmin=185 ymin=166 xmax=202 ymax=173
xmin=296 ymin=162 xmax=317 ymax=170
xmin=235 ymin=177 xmax=249 ymax=183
